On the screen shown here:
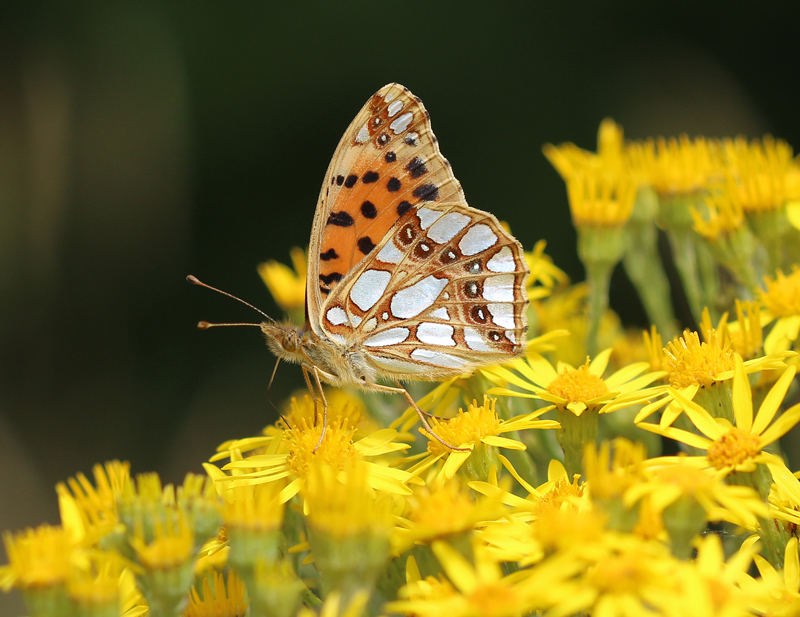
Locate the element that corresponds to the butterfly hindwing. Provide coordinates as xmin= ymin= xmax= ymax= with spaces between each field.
xmin=307 ymin=83 xmax=466 ymax=333
xmin=320 ymin=202 xmax=529 ymax=379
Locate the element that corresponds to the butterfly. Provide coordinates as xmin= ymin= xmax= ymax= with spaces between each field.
xmin=192 ymin=83 xmax=529 ymax=449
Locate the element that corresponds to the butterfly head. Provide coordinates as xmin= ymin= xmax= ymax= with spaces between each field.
xmin=260 ymin=320 xmax=306 ymax=364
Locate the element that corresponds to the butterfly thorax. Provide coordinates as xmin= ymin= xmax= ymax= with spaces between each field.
xmin=260 ymin=321 xmax=377 ymax=387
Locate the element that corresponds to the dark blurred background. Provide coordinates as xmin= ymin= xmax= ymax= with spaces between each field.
xmin=1 ymin=2 xmax=798 ymax=598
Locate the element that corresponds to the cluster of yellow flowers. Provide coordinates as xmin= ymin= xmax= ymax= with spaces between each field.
xmin=5 ymin=123 xmax=800 ymax=617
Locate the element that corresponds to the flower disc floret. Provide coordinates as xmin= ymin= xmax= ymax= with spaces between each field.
xmin=707 ymin=428 xmax=763 ymax=470
xmin=285 ymin=418 xmax=359 ymax=477
xmin=547 ymin=360 xmax=610 ymax=403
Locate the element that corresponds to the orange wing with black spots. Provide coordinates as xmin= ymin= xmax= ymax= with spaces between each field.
xmin=306 ymin=83 xmax=467 ymax=335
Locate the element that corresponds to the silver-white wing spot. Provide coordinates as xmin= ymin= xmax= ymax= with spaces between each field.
xmin=364 ymin=327 xmax=411 ymax=347
xmin=458 ymin=224 xmax=498 ymax=256
xmin=363 ymin=317 xmax=378 ymax=332
xmin=355 ymin=124 xmax=369 ymax=144
xmin=351 ymin=270 xmax=392 ymax=311
xmin=387 ymin=100 xmax=404 ymax=117
xmin=326 ymin=306 xmax=348 ymax=326
xmin=390 ymin=275 xmax=449 ymax=319
xmin=430 ymin=307 xmax=450 ymax=320
xmin=464 ymin=327 xmax=491 ymax=351
xmin=483 ymin=275 xmax=515 ymax=302
xmin=390 ymin=112 xmax=413 ymax=134
xmin=427 ymin=212 xmax=471 ymax=243
xmin=417 ymin=207 xmax=444 ymax=229
xmin=417 ymin=322 xmax=456 ymax=347
xmin=487 ymin=303 xmax=516 ymax=328
xmin=410 ymin=349 xmax=471 ymax=368
xmin=506 ymin=331 xmax=517 ymax=344
xmin=486 ymin=246 xmax=516 ymax=273
xmin=376 ymin=241 xmax=403 ymax=264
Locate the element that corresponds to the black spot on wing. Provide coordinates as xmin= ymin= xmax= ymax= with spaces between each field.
xmin=406 ymin=157 xmax=428 ymax=179
xmin=413 ymin=183 xmax=439 ymax=201
xmin=320 ymin=248 xmax=339 ymax=261
xmin=362 ymin=171 xmax=379 ymax=184
xmin=320 ymin=272 xmax=343 ymax=285
xmin=344 ymin=174 xmax=358 ymax=188
xmin=396 ymin=201 xmax=412 ymax=216
xmin=327 ymin=211 xmax=355 ymax=227
xmin=336 ymin=175 xmax=344 ymax=186
xmin=361 ymin=201 xmax=377 ymax=218
xmin=357 ymin=236 xmax=376 ymax=255
xmin=320 ymin=286 xmax=330 ymax=295
xmin=387 ymin=177 xmax=402 ymax=192
xmin=385 ymin=151 xmax=396 ymax=163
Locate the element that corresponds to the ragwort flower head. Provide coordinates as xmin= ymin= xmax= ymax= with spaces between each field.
xmin=410 ymin=396 xmax=557 ymax=484
xmin=208 ymin=413 xmax=413 ymax=504
xmin=639 ymin=356 xmax=800 ymax=476
xmin=759 ymin=266 xmax=800 ymax=353
xmin=487 ymin=348 xmax=664 ymax=417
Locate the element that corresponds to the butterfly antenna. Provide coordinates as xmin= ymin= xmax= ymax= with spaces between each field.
xmin=187 ymin=275 xmax=274 ymax=323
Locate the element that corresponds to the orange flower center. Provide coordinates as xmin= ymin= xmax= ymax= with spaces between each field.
xmin=706 ymin=428 xmax=761 ymax=470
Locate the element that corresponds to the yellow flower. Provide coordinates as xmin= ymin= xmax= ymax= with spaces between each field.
xmin=185 ymin=569 xmax=248 ymax=617
xmin=746 ymin=537 xmax=800 ymax=616
xmin=387 ymin=540 xmax=540 ymax=617
xmin=408 ymin=396 xmax=558 ymax=484
xmin=635 ymin=328 xmax=791 ymax=425
xmin=258 ymin=246 xmax=306 ymax=313
xmin=627 ymin=457 xmax=768 ymax=529
xmin=66 ymin=552 xmax=127 ymax=616
xmin=633 ymin=135 xmax=720 ymax=197
xmin=392 ymin=477 xmax=508 ymax=554
xmin=692 ymin=192 xmax=746 ymax=241
xmin=638 ymin=357 xmax=800 ymax=476
xmin=0 ymin=524 xmax=72 ymax=591
xmin=759 ymin=266 xmax=800 ymax=353
xmin=56 ymin=460 xmax=130 ymax=547
xmin=663 ymin=535 xmax=771 ymax=617
xmin=130 ymin=515 xmax=194 ymax=570
xmin=209 ymin=414 xmax=414 ymax=503
xmin=487 ymin=348 xmax=664 ymax=417
xmin=722 ymin=135 xmax=794 ymax=213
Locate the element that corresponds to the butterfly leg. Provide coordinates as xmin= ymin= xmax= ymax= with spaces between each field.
xmin=301 ymin=365 xmax=320 ymax=426
xmin=368 ymin=382 xmax=471 ymax=452
xmin=305 ymin=365 xmax=329 ymax=453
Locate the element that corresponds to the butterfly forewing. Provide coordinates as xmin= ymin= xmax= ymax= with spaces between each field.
xmin=320 ymin=202 xmax=529 ymax=379
xmin=307 ymin=83 xmax=466 ymax=332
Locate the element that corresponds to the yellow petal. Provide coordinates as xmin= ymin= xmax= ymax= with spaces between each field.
xmin=752 ymin=365 xmax=797 ymax=436
xmin=732 ymin=355 xmax=753 ymax=433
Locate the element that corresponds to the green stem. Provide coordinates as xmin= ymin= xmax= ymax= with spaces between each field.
xmin=557 ymin=408 xmax=598 ymax=478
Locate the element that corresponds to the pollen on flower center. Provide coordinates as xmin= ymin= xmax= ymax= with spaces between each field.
xmin=664 ymin=329 xmax=735 ymax=389
xmin=427 ymin=397 xmax=501 ymax=455
xmin=547 ymin=361 xmax=609 ymax=403
xmin=706 ymin=428 xmax=762 ymax=470
xmin=285 ymin=418 xmax=359 ymax=477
